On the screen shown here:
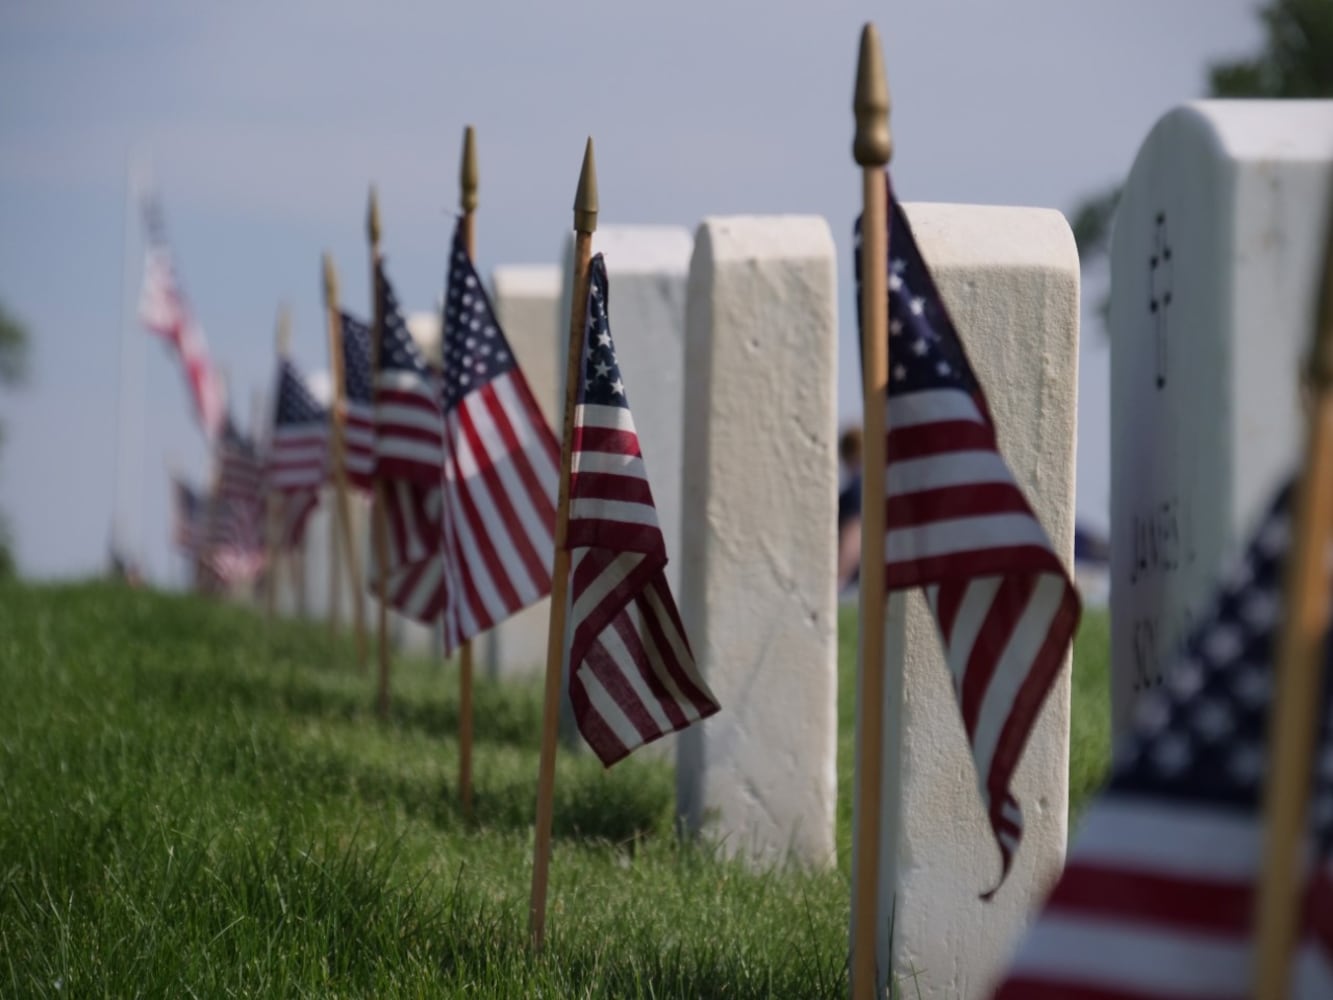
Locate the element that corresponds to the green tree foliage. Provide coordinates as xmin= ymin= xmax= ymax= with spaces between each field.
xmin=1072 ymin=0 xmax=1333 ymax=325
xmin=0 ymin=301 xmax=30 ymax=578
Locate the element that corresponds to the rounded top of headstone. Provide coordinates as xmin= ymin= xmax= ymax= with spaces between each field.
xmin=564 ymin=226 xmax=694 ymax=276
xmin=693 ymin=214 xmax=834 ymax=264
xmin=896 ymin=203 xmax=1077 ymax=275
xmin=405 ymin=309 xmax=442 ymax=369
xmin=493 ymin=264 xmax=562 ymax=298
xmin=305 ymin=369 xmax=333 ymax=407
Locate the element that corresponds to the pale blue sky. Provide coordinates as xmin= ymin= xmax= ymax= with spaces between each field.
xmin=0 ymin=1 xmax=1262 ymax=583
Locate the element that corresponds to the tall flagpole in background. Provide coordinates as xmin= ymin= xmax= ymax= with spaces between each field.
xmin=112 ymin=148 xmax=151 ymax=582
xmin=457 ymin=124 xmax=479 ymax=819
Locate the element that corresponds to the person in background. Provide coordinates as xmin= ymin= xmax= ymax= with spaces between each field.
xmin=837 ymin=426 xmax=862 ymax=594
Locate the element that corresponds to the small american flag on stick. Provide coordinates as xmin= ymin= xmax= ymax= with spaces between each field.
xmin=991 ymin=480 xmax=1333 ymax=999
xmin=339 ymin=311 xmax=377 ymax=491
xmin=170 ymin=476 xmax=203 ymax=555
xmin=439 ymin=219 xmax=559 ymax=654
xmin=565 ymin=254 xmax=720 ymax=765
xmin=205 ymin=417 xmax=266 ymax=584
xmin=373 ymin=261 xmax=446 ymax=622
xmin=267 ymin=358 xmax=327 ymax=549
xmin=856 ymin=175 xmax=1081 ymax=893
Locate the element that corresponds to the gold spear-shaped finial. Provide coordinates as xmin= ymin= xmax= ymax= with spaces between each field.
xmin=322 ymin=252 xmax=338 ymax=309
xmin=460 ymin=125 xmax=479 ymax=214
xmin=574 ymin=137 xmax=599 ymax=234
xmin=276 ymin=302 xmax=292 ymax=356
xmin=853 ymin=23 xmax=892 ymax=167
xmin=367 ymin=185 xmax=381 ymax=248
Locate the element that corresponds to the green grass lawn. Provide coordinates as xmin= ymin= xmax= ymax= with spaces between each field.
xmin=0 ymin=581 xmax=1110 ymax=997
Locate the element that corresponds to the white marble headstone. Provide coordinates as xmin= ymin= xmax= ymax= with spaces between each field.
xmin=675 ymin=215 xmax=839 ymax=866
xmin=1109 ymin=100 xmax=1333 ymax=736
xmin=852 ymin=202 xmax=1080 ymax=1000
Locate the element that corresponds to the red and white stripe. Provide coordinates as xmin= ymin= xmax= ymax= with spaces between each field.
xmin=566 ymin=400 xmax=719 ymax=766
xmin=993 ymin=798 xmax=1332 ymax=999
xmin=342 ymin=398 xmax=376 ymax=490
xmin=268 ymin=423 xmax=327 ymax=493
xmin=373 ymin=358 xmax=446 ymax=623
xmin=139 ymin=245 xmax=225 ymax=441
xmin=440 ymin=369 xmax=559 ymax=653
xmin=886 ymin=385 xmax=1080 ymax=889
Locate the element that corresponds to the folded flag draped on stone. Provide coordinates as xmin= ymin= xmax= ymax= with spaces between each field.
xmin=137 ymin=199 xmax=225 ymax=442
xmin=339 ymin=311 xmax=376 ymax=491
xmin=991 ymin=480 xmax=1333 ymax=999
xmin=438 ymin=219 xmax=559 ymax=654
xmin=206 ymin=416 xmax=266 ymax=584
xmin=267 ymin=358 xmax=328 ymax=550
xmin=372 ymin=261 xmax=446 ymax=621
xmin=564 ymin=254 xmax=720 ymax=766
xmin=856 ymin=173 xmax=1082 ymax=893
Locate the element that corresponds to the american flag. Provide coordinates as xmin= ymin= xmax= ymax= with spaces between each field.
xmin=170 ymin=476 xmax=204 ymax=554
xmin=564 ymin=254 xmax=720 ymax=766
xmin=856 ymin=175 xmax=1081 ymax=893
xmin=991 ymin=480 xmax=1333 ymax=999
xmin=203 ymin=417 xmax=266 ymax=584
xmin=339 ymin=311 xmax=377 ymax=490
xmin=138 ymin=200 xmax=226 ymax=441
xmin=438 ymin=220 xmax=559 ymax=654
xmin=372 ymin=260 xmax=446 ymax=622
xmin=266 ymin=358 xmax=327 ymax=550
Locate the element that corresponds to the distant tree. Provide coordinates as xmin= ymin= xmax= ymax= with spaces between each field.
xmin=1073 ymin=0 xmax=1333 ymax=329
xmin=0 ymin=302 xmax=30 ymax=578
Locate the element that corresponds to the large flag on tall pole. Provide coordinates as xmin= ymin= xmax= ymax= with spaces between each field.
xmin=137 ymin=198 xmax=225 ymax=442
xmin=563 ymin=254 xmax=719 ymax=764
xmin=267 ymin=357 xmax=328 ymax=549
xmin=372 ymin=259 xmax=447 ymax=622
xmin=855 ymin=176 xmax=1081 ymax=893
xmin=438 ymin=217 xmax=559 ymax=654
xmin=990 ymin=480 xmax=1333 ymax=999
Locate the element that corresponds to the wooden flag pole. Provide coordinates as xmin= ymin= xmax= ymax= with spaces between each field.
xmin=849 ymin=23 xmax=893 ymax=1000
xmin=368 ymin=188 xmax=394 ymax=720
xmin=265 ymin=304 xmax=293 ymax=621
xmin=1252 ymin=203 xmax=1333 ymax=1000
xmin=323 ymin=254 xmax=369 ymax=672
xmin=456 ymin=124 xmax=480 ymax=819
xmin=529 ymin=137 xmax=598 ymax=952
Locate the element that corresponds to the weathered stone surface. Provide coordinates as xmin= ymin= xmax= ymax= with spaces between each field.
xmin=675 ymin=215 xmax=839 ymax=867
xmin=1110 ymin=101 xmax=1333 ymax=736
xmin=851 ymin=202 xmax=1080 ymax=999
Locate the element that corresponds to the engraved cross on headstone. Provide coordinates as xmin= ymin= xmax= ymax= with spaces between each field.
xmin=1149 ymin=212 xmax=1173 ymax=390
